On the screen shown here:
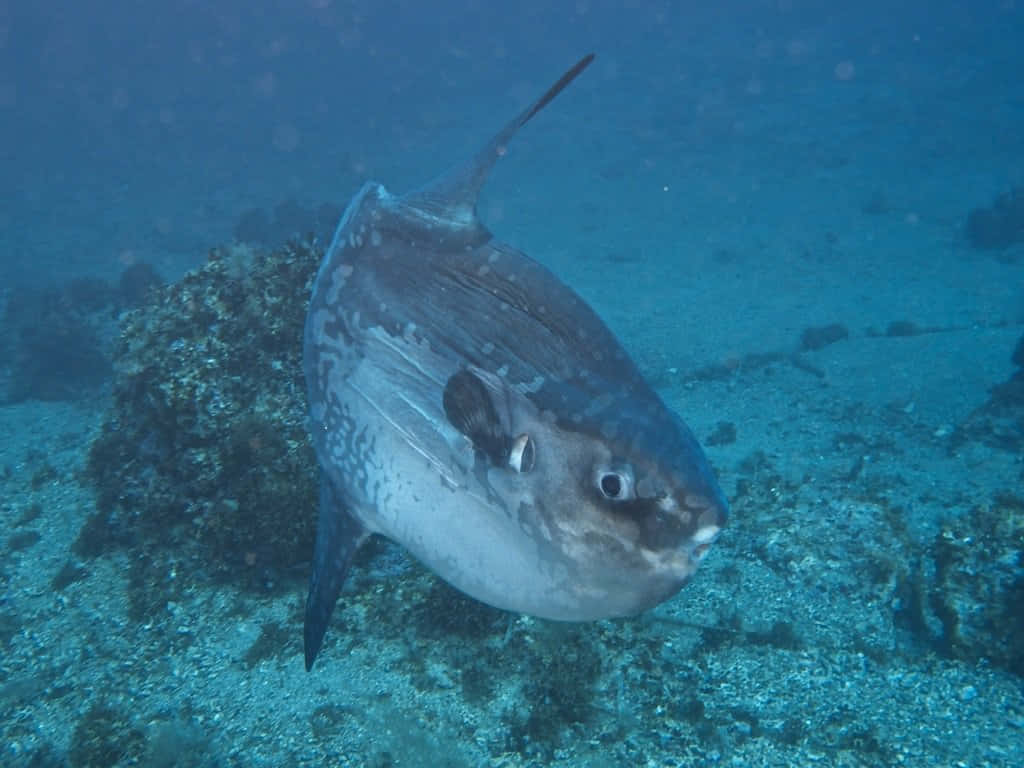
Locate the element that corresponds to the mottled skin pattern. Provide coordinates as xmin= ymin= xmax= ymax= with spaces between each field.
xmin=301 ymin=55 xmax=728 ymax=670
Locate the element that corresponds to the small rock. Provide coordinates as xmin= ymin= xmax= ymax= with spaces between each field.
xmin=800 ymin=323 xmax=849 ymax=351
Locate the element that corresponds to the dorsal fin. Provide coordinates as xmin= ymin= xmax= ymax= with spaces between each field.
xmin=401 ymin=54 xmax=595 ymax=231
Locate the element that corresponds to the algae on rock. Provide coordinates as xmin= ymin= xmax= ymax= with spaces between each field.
xmin=84 ymin=240 xmax=321 ymax=588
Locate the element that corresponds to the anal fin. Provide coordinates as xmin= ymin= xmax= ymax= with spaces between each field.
xmin=304 ymin=475 xmax=366 ymax=671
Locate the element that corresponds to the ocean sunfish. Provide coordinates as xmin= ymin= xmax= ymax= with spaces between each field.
xmin=302 ymin=54 xmax=728 ymax=670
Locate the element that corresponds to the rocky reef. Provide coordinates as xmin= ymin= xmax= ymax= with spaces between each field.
xmin=926 ymin=333 xmax=1024 ymax=675
xmin=0 ymin=264 xmax=163 ymax=403
xmin=84 ymin=241 xmax=320 ymax=595
xmin=959 ymin=330 xmax=1024 ymax=454
xmin=916 ymin=493 xmax=1024 ymax=676
xmin=966 ymin=186 xmax=1024 ymax=250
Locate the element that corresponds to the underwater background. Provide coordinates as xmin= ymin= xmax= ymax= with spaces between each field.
xmin=2 ymin=1 xmax=1023 ymax=766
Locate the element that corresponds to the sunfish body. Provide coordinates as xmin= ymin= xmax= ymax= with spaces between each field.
xmin=302 ymin=54 xmax=727 ymax=670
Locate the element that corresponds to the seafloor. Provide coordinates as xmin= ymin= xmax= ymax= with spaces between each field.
xmin=3 ymin=24 xmax=1024 ymax=768
xmin=2 ymin=239 xmax=1023 ymax=767
xmin=2 ymin=290 xmax=1023 ymax=768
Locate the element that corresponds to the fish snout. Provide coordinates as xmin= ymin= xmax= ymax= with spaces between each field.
xmin=632 ymin=504 xmax=722 ymax=612
xmin=648 ymin=500 xmax=724 ymax=609
xmin=647 ymin=491 xmax=725 ymax=581
xmin=686 ymin=510 xmax=724 ymax=567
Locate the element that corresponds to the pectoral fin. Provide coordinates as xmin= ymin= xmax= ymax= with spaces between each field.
xmin=442 ymin=370 xmax=509 ymax=465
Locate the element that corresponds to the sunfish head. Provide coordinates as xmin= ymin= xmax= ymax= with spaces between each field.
xmin=444 ymin=355 xmax=727 ymax=620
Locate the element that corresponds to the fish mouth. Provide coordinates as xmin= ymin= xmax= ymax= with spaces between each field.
xmin=686 ymin=521 xmax=723 ymax=566
xmin=679 ymin=493 xmax=727 ymax=578
xmin=630 ymin=517 xmax=723 ymax=613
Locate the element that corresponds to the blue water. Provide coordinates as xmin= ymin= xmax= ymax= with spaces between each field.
xmin=2 ymin=1 xmax=1023 ymax=766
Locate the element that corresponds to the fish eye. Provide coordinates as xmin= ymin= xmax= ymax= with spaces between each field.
xmin=600 ymin=473 xmax=621 ymax=497
xmin=594 ymin=464 xmax=635 ymax=500
xmin=599 ymin=472 xmax=624 ymax=499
